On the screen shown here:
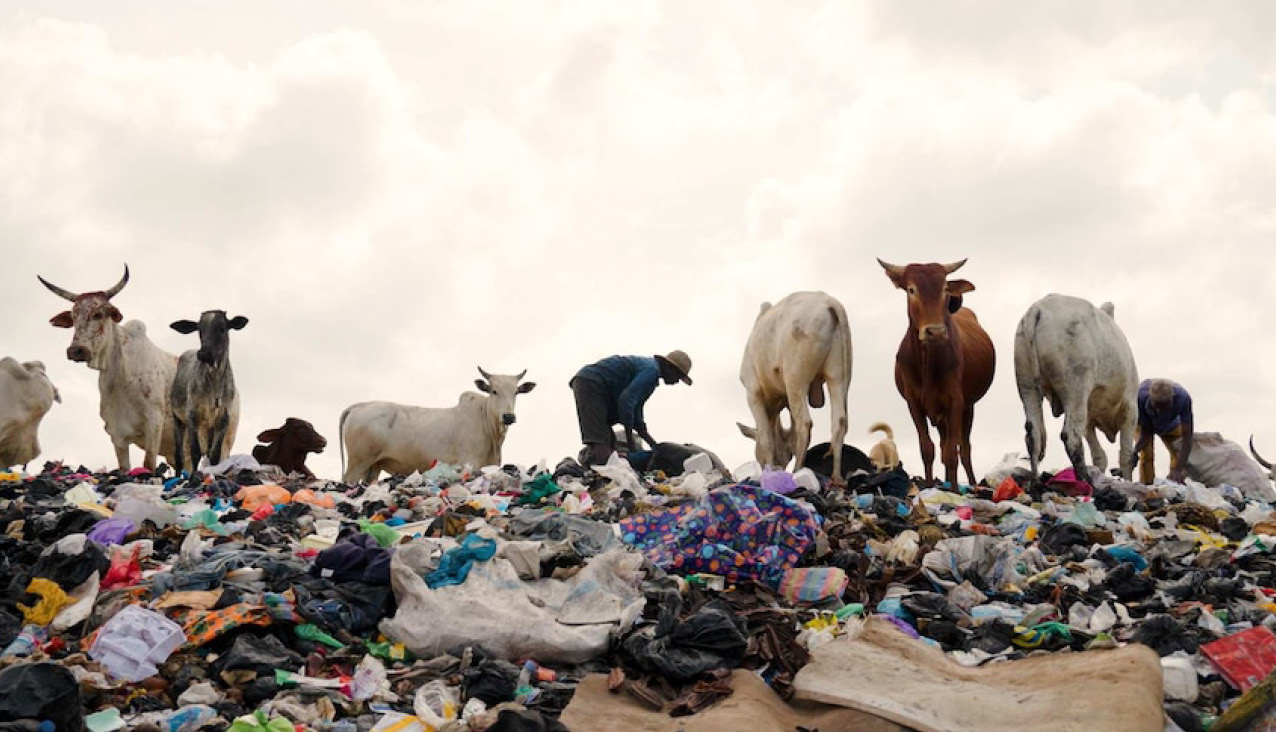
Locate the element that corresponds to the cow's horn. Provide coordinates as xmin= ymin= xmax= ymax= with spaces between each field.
xmin=876 ymin=258 xmax=905 ymax=278
xmin=942 ymin=258 xmax=967 ymax=274
xmin=477 ymin=366 xmax=492 ymax=381
xmin=37 ymin=275 xmax=78 ymax=302
xmin=1251 ymin=435 xmax=1273 ymax=470
xmin=104 ymin=265 xmax=130 ymax=299
xmin=516 ymin=369 xmax=527 ymax=380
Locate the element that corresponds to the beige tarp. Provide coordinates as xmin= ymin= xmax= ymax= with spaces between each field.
xmin=561 ymin=668 xmax=905 ymax=732
xmin=793 ymin=617 xmax=1164 ymax=732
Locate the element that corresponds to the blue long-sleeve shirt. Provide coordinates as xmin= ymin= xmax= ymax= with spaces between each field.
xmin=573 ymin=355 xmax=661 ymax=431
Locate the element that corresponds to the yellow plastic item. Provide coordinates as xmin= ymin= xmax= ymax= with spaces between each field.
xmin=18 ymin=577 xmax=72 ymax=626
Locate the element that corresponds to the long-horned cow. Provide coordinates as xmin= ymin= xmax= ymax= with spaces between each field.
xmin=39 ymin=266 xmax=178 ymax=470
xmin=339 ymin=368 xmax=536 ymax=484
xmin=0 ymin=358 xmax=61 ymax=469
xmin=879 ymin=258 xmax=995 ymax=486
xmin=170 ymin=310 xmax=248 ymax=473
xmin=1014 ymin=294 xmax=1138 ymax=481
xmin=736 ymin=291 xmax=853 ymax=483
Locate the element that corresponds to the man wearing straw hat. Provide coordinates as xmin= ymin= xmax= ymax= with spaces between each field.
xmin=569 ymin=351 xmax=693 ymax=466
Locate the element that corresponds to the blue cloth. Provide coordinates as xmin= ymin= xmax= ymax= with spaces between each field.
xmin=573 ymin=355 xmax=660 ymax=431
xmin=426 ymin=535 xmax=498 ymax=588
xmin=1137 ymin=380 xmax=1193 ymax=434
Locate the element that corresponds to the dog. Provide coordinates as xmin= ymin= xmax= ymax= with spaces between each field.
xmin=868 ymin=422 xmax=900 ymax=472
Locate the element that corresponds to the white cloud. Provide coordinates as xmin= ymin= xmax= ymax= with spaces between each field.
xmin=1 ymin=3 xmax=1275 ymax=484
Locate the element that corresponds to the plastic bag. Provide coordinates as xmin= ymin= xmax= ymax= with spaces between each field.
xmin=760 ymin=469 xmax=797 ymax=495
xmin=1173 ymin=432 xmax=1276 ymax=502
xmin=595 ymin=453 xmax=645 ymax=498
xmin=413 ymin=680 xmax=459 ymax=727
xmin=88 ymin=606 xmax=185 ymax=682
xmin=621 ymin=600 xmax=747 ymax=682
xmin=86 ymin=518 xmax=135 ymax=546
xmin=0 ymin=663 xmax=84 ymax=732
xmin=425 ymin=534 xmax=496 ymax=588
xmin=101 ymin=545 xmax=143 ymax=590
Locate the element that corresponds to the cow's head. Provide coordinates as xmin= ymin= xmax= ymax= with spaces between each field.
xmin=879 ymin=258 xmax=975 ymax=344
xmin=39 ymin=266 xmax=131 ymax=368
xmin=258 ymin=417 xmax=327 ymax=454
xmin=475 ymin=367 xmax=536 ymax=426
xmin=737 ymin=419 xmax=795 ymax=469
xmin=172 ymin=310 xmax=248 ymax=365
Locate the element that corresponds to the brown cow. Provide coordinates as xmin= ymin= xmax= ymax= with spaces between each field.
xmin=253 ymin=418 xmax=327 ymax=478
xmin=879 ymin=258 xmax=995 ymax=486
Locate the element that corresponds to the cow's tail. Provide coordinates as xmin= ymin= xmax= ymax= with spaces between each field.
xmin=338 ymin=405 xmax=353 ymax=479
xmin=1016 ymin=303 xmax=1044 ymax=387
xmin=869 ymin=422 xmax=893 ymax=440
xmin=831 ymin=302 xmax=852 ymax=394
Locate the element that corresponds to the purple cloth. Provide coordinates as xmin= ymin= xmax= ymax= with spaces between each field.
xmin=1138 ymin=380 xmax=1193 ymax=434
xmin=87 ymin=517 xmax=135 ymax=546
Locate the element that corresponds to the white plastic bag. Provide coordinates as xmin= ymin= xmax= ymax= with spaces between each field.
xmin=89 ymin=605 xmax=185 ymax=682
xmin=413 ymin=680 xmax=459 ymax=727
xmin=1173 ymin=432 xmax=1276 ymax=502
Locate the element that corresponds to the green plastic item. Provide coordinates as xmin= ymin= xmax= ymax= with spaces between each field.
xmin=181 ymin=509 xmax=227 ymax=535
xmin=296 ymin=623 xmax=344 ymax=649
xmin=228 ymin=711 xmax=293 ymax=732
xmin=357 ymin=519 xmax=402 ymax=548
xmin=835 ymin=603 xmax=866 ymax=619
xmin=1031 ymin=621 xmax=1074 ymax=640
xmin=84 ymin=708 xmax=125 ymax=732
xmin=515 ymin=474 xmax=560 ymax=506
xmin=367 ymin=641 xmax=414 ymax=662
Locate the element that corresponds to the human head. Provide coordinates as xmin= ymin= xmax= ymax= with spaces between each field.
xmin=1147 ymin=379 xmax=1175 ymax=412
xmin=655 ymin=350 xmax=693 ymax=385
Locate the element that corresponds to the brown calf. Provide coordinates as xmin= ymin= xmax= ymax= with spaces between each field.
xmin=253 ymin=417 xmax=327 ymax=478
xmin=879 ymin=258 xmax=995 ymax=486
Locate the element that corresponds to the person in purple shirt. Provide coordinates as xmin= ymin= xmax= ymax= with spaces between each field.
xmin=1133 ymin=378 xmax=1193 ymax=484
xmin=569 ymin=350 xmax=693 ymax=466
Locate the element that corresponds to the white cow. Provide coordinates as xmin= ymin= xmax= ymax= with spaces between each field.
xmin=39 ymin=266 xmax=179 ymax=471
xmin=1014 ymin=293 xmax=1138 ymax=481
xmin=737 ymin=291 xmax=853 ymax=483
xmin=0 ymin=358 xmax=61 ymax=468
xmin=340 ymin=367 xmax=536 ymax=484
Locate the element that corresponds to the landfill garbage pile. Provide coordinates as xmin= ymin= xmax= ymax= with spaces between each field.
xmin=2 ymin=449 xmax=1276 ymax=731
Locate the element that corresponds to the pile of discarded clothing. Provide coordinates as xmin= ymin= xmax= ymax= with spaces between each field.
xmin=3 ymin=447 xmax=1276 ymax=732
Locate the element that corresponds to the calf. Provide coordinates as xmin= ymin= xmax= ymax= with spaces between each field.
xmin=1014 ymin=294 xmax=1138 ymax=481
xmin=252 ymin=418 xmax=327 ymax=478
xmin=738 ymin=291 xmax=853 ymax=483
xmin=169 ymin=310 xmax=248 ymax=473
xmin=0 ymin=358 xmax=61 ymax=468
xmin=879 ymin=258 xmax=995 ymax=486
xmin=340 ymin=367 xmax=535 ymax=483
xmin=39 ymin=266 xmax=178 ymax=470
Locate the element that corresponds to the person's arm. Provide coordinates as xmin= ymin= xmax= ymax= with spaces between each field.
xmin=617 ymin=368 xmax=659 ymax=434
xmin=1170 ymin=418 xmax=1193 ymax=483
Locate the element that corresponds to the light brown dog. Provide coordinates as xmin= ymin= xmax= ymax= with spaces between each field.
xmin=868 ymin=422 xmax=900 ymax=472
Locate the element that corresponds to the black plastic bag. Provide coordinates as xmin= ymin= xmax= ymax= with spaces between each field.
xmin=1131 ymin=615 xmax=1198 ymax=656
xmin=485 ymin=710 xmax=569 ymax=732
xmin=0 ymin=663 xmax=84 ymax=732
xmin=902 ymin=593 xmax=967 ymax=622
xmin=211 ymin=633 xmax=303 ymax=677
xmin=1103 ymin=563 xmax=1155 ymax=602
xmin=463 ymin=659 xmax=522 ymax=706
xmin=1220 ymin=517 xmax=1249 ymax=541
xmin=622 ymin=600 xmax=748 ymax=682
xmin=1092 ymin=486 xmax=1128 ymax=512
xmin=1039 ymin=523 xmax=1088 ymax=555
xmin=969 ymin=620 xmax=1015 ymax=654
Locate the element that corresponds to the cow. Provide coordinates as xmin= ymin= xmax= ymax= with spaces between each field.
xmin=879 ymin=258 xmax=995 ymax=487
xmin=339 ymin=367 xmax=536 ymax=483
xmin=253 ymin=418 xmax=327 ymax=478
xmin=1013 ymin=294 xmax=1138 ymax=482
xmin=169 ymin=310 xmax=247 ymax=473
xmin=0 ymin=358 xmax=61 ymax=469
xmin=737 ymin=291 xmax=853 ymax=483
xmin=39 ymin=266 xmax=178 ymax=471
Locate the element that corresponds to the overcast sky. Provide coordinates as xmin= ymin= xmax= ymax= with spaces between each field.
xmin=3 ymin=2 xmax=1275 ymax=483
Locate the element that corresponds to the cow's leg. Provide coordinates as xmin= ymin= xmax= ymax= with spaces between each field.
xmin=939 ymin=409 xmax=960 ymax=487
xmin=173 ymin=418 xmax=186 ymax=473
xmin=1059 ymin=394 xmax=1090 ymax=482
xmin=208 ymin=412 xmax=231 ymax=466
xmin=907 ymin=401 xmax=935 ymax=484
xmin=1020 ymin=385 xmax=1047 ymax=478
xmin=786 ymin=382 xmax=814 ymax=474
xmin=960 ymin=404 xmax=978 ymax=487
xmin=748 ymin=397 xmax=779 ymax=469
xmin=1085 ymin=424 xmax=1109 ymax=476
xmin=827 ymin=378 xmax=850 ymax=487
xmin=187 ymin=418 xmax=203 ymax=474
xmin=113 ymin=438 xmax=132 ymax=472
xmin=1117 ymin=411 xmax=1136 ymax=481
xmin=141 ymin=421 xmax=161 ymax=471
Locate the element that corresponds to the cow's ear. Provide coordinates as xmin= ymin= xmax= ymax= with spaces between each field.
xmin=737 ymin=422 xmax=758 ymax=440
xmin=947 ymin=293 xmax=964 ymax=313
xmin=475 ymin=379 xmax=491 ymax=393
xmin=171 ymin=320 xmax=198 ymax=334
xmin=107 ymin=306 xmax=123 ymax=323
xmin=257 ymin=429 xmax=280 ymax=443
xmin=947 ymin=279 xmax=975 ymax=296
xmin=517 ymin=381 xmax=537 ymax=394
xmin=50 ymin=311 xmax=74 ymax=328
xmin=228 ymin=316 xmax=249 ymax=330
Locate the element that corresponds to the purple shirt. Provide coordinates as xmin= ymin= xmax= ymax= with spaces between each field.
xmin=1137 ymin=380 xmax=1193 ymax=434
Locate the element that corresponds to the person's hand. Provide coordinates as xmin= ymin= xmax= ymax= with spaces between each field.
xmin=640 ymin=431 xmax=657 ymax=448
xmin=1168 ymin=467 xmax=1186 ymax=483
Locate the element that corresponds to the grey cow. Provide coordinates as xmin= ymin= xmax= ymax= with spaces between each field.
xmin=170 ymin=311 xmax=248 ymax=473
xmin=1014 ymin=294 xmax=1139 ymax=481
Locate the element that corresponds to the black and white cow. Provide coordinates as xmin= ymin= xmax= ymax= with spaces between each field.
xmin=170 ymin=310 xmax=248 ymax=473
